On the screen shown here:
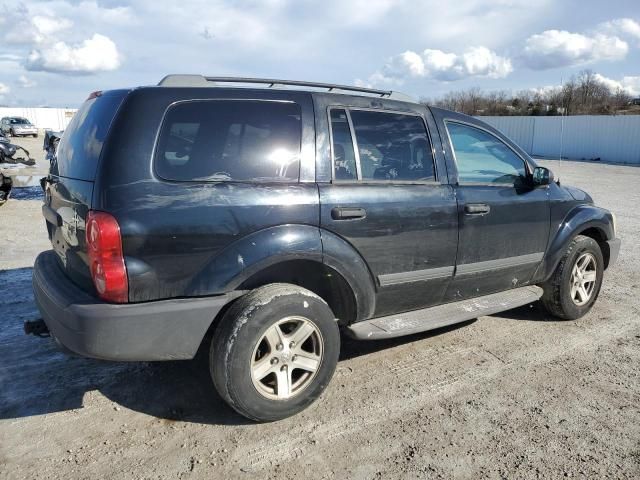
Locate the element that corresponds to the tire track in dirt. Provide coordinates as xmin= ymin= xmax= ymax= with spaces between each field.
xmin=235 ymin=306 xmax=638 ymax=470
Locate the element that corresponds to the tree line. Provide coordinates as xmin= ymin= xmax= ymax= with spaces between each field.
xmin=422 ymin=70 xmax=638 ymax=116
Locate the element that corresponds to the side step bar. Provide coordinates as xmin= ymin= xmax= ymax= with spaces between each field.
xmin=347 ymin=286 xmax=543 ymax=340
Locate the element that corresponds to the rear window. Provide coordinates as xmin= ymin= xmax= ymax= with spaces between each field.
xmin=155 ymin=100 xmax=301 ymax=182
xmin=53 ymin=94 xmax=124 ymax=180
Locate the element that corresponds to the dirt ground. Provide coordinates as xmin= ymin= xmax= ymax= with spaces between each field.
xmin=1 ymin=155 xmax=639 ymax=479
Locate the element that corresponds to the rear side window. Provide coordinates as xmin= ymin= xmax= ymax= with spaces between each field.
xmin=54 ymin=94 xmax=124 ymax=180
xmin=330 ymin=109 xmax=435 ymax=182
xmin=329 ymin=109 xmax=357 ymax=180
xmin=155 ymin=100 xmax=301 ymax=182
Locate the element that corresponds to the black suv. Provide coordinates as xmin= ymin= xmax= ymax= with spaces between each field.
xmin=32 ymin=76 xmax=620 ymax=421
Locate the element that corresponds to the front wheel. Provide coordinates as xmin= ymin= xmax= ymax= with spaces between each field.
xmin=540 ymin=235 xmax=604 ymax=320
xmin=210 ymin=283 xmax=340 ymax=422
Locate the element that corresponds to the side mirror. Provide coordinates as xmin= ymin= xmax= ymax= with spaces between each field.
xmin=532 ymin=166 xmax=554 ymax=186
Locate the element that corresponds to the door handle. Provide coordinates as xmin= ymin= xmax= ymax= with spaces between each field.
xmin=331 ymin=207 xmax=366 ymax=220
xmin=464 ymin=203 xmax=491 ymax=215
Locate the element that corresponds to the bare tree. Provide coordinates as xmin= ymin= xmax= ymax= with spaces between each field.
xmin=427 ymin=71 xmax=638 ymax=116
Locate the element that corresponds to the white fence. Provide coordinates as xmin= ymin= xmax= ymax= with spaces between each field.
xmin=0 ymin=107 xmax=77 ymax=132
xmin=479 ymin=115 xmax=640 ymax=165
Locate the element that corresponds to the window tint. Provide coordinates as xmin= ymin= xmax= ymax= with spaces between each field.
xmin=349 ymin=110 xmax=435 ymax=182
xmin=156 ymin=100 xmax=301 ymax=182
xmin=447 ymin=122 xmax=526 ymax=184
xmin=329 ymin=109 xmax=357 ymax=180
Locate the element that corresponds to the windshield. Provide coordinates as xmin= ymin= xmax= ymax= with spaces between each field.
xmin=10 ymin=118 xmax=30 ymax=125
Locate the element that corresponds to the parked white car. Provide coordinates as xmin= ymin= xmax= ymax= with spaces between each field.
xmin=0 ymin=117 xmax=38 ymax=137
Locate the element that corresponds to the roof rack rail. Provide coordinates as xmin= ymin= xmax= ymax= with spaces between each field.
xmin=157 ymin=75 xmax=416 ymax=102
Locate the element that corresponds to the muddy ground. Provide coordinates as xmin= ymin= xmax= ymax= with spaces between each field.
xmin=1 ymin=157 xmax=639 ymax=479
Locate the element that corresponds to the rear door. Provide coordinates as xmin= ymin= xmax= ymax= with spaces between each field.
xmin=435 ymin=115 xmax=550 ymax=300
xmin=43 ymin=91 xmax=126 ymax=291
xmin=316 ymin=98 xmax=458 ymax=317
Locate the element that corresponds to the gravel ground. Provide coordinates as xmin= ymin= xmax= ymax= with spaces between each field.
xmin=0 ymin=158 xmax=639 ymax=479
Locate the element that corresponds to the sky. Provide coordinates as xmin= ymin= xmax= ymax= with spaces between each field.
xmin=0 ymin=0 xmax=639 ymax=107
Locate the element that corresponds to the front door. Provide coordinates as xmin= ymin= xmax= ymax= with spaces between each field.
xmin=318 ymin=105 xmax=458 ymax=317
xmin=441 ymin=119 xmax=550 ymax=300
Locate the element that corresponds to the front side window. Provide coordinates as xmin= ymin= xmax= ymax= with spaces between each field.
xmin=156 ymin=100 xmax=301 ymax=182
xmin=447 ymin=122 xmax=526 ymax=184
xmin=350 ymin=110 xmax=435 ymax=182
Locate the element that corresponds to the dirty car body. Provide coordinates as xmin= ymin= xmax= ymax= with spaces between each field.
xmin=31 ymin=76 xmax=621 ymax=421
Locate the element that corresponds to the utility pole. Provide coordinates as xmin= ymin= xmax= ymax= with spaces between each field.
xmin=560 ymin=76 xmax=565 ymax=161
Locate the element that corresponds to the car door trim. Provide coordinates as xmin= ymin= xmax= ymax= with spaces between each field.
xmin=456 ymin=252 xmax=545 ymax=276
xmin=378 ymin=266 xmax=455 ymax=286
xmin=378 ymin=252 xmax=545 ymax=286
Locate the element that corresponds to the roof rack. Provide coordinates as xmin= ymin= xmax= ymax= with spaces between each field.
xmin=157 ymin=75 xmax=416 ymax=102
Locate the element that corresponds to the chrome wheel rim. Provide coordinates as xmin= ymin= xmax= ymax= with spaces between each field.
xmin=570 ymin=252 xmax=597 ymax=306
xmin=250 ymin=316 xmax=323 ymax=400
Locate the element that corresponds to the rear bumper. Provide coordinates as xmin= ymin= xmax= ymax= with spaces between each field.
xmin=607 ymin=237 xmax=621 ymax=268
xmin=32 ymin=250 xmax=233 ymax=361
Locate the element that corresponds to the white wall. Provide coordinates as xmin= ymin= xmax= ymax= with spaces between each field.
xmin=479 ymin=115 xmax=640 ymax=165
xmin=0 ymin=107 xmax=78 ymax=131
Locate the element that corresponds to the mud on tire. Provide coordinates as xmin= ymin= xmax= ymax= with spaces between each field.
xmin=210 ymin=283 xmax=340 ymax=422
xmin=540 ymin=235 xmax=604 ymax=320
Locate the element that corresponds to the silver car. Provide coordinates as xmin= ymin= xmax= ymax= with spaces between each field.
xmin=0 ymin=117 xmax=38 ymax=137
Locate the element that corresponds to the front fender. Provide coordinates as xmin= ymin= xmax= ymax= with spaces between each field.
xmin=186 ymin=224 xmax=322 ymax=295
xmin=535 ymin=204 xmax=614 ymax=282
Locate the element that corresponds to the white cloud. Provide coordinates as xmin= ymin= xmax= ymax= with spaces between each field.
xmin=25 ymin=34 xmax=121 ymax=74
xmin=17 ymin=75 xmax=37 ymax=88
xmin=593 ymin=74 xmax=640 ymax=96
xmin=31 ymin=15 xmax=73 ymax=37
xmin=530 ymin=85 xmax=562 ymax=96
xmin=363 ymin=46 xmax=513 ymax=86
xmin=599 ymin=18 xmax=640 ymax=44
xmin=522 ymin=30 xmax=628 ymax=69
xmin=0 ymin=83 xmax=10 ymax=95
xmin=0 ymin=2 xmax=126 ymax=76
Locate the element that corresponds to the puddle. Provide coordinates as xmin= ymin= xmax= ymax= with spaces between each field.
xmin=2 ymin=176 xmax=44 ymax=201
xmin=10 ymin=187 xmax=43 ymax=201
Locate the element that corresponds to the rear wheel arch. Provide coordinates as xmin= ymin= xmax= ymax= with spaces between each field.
xmin=238 ymin=259 xmax=358 ymax=326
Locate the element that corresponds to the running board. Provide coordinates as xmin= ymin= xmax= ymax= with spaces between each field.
xmin=347 ymin=286 xmax=543 ymax=340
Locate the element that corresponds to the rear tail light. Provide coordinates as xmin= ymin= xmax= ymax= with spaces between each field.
xmin=85 ymin=211 xmax=128 ymax=303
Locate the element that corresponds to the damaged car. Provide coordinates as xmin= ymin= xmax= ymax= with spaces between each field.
xmin=0 ymin=134 xmax=35 ymax=166
xmin=43 ymin=130 xmax=63 ymax=163
xmin=0 ymin=173 xmax=12 ymax=206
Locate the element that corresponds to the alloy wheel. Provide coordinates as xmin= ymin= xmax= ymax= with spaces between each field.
xmin=570 ymin=252 xmax=597 ymax=306
xmin=250 ymin=316 xmax=323 ymax=400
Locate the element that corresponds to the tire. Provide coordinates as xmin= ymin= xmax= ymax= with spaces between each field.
xmin=9 ymin=129 xmax=14 ymax=137
xmin=540 ymin=235 xmax=604 ymax=320
xmin=210 ymin=283 xmax=340 ymax=422
xmin=33 ymin=134 xmax=38 ymax=138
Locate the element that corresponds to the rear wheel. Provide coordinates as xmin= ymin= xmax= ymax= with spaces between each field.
xmin=540 ymin=235 xmax=604 ymax=319
xmin=210 ymin=283 xmax=340 ymax=422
